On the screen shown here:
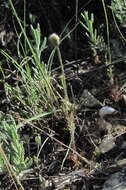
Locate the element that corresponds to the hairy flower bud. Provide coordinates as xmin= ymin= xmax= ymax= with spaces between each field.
xmin=48 ymin=33 xmax=60 ymax=47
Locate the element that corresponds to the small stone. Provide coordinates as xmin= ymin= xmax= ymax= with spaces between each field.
xmin=80 ymin=89 xmax=103 ymax=108
xmin=122 ymin=94 xmax=126 ymax=104
xmin=98 ymin=118 xmax=112 ymax=132
xmin=98 ymin=135 xmax=116 ymax=154
xmin=102 ymin=167 xmax=126 ymax=190
xmin=99 ymin=106 xmax=118 ymax=118
xmin=121 ymin=141 xmax=126 ymax=150
xmin=116 ymin=159 xmax=126 ymax=168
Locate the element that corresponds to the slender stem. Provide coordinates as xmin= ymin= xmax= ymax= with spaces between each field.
xmin=56 ymin=47 xmax=69 ymax=101
xmin=101 ymin=0 xmax=110 ymax=59
xmin=75 ymin=0 xmax=78 ymax=59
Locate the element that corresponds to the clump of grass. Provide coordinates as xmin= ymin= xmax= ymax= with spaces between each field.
xmin=0 ymin=1 xmax=91 ymax=181
xmin=1 ymin=24 xmax=59 ymax=114
xmin=110 ymin=0 xmax=126 ymax=27
xmin=0 ymin=145 xmax=25 ymax=190
xmin=80 ymin=11 xmax=107 ymax=57
xmin=0 ymin=113 xmax=32 ymax=177
xmin=0 ymin=110 xmax=59 ymax=188
xmin=0 ymin=114 xmax=31 ymax=190
xmin=80 ymin=8 xmax=115 ymax=85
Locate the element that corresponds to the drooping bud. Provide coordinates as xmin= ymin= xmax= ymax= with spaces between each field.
xmin=48 ymin=33 xmax=60 ymax=47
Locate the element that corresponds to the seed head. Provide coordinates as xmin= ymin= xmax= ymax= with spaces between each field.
xmin=48 ymin=33 xmax=60 ymax=47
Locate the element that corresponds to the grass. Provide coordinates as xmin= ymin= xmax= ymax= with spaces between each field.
xmin=0 ymin=0 xmax=90 ymax=187
xmin=0 ymin=0 xmax=126 ymax=189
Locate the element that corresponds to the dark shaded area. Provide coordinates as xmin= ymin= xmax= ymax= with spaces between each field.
xmin=1 ymin=1 xmax=126 ymax=190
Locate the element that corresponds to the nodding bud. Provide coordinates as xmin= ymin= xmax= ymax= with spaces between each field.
xmin=48 ymin=33 xmax=60 ymax=47
xmin=99 ymin=106 xmax=118 ymax=118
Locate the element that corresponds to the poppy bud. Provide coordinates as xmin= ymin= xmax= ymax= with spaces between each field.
xmin=48 ymin=33 xmax=60 ymax=47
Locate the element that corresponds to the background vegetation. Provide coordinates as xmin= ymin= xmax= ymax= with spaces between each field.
xmin=0 ymin=0 xmax=126 ymax=189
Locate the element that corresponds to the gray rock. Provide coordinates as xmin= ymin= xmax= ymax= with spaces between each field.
xmin=99 ymin=106 xmax=118 ymax=118
xmin=98 ymin=135 xmax=116 ymax=154
xmin=102 ymin=167 xmax=126 ymax=190
xmin=80 ymin=89 xmax=103 ymax=107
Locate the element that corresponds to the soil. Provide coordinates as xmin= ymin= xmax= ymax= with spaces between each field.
xmin=0 ymin=0 xmax=126 ymax=190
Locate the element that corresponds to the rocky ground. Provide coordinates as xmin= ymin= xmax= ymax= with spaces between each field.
xmin=0 ymin=0 xmax=126 ymax=189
